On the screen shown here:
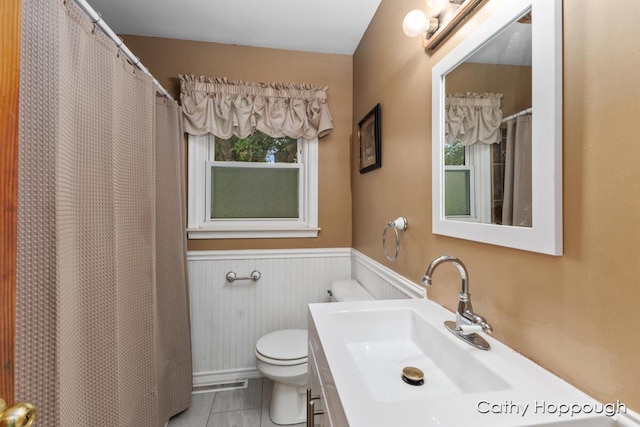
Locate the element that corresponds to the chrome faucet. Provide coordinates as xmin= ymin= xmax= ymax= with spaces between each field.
xmin=421 ymin=255 xmax=492 ymax=350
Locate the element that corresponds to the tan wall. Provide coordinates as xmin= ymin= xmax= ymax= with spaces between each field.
xmin=446 ymin=62 xmax=532 ymax=117
xmin=122 ymin=36 xmax=353 ymax=251
xmin=353 ymin=0 xmax=640 ymax=411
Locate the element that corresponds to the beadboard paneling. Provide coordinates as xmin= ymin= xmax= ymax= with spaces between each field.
xmin=350 ymin=250 xmax=424 ymax=300
xmin=187 ymin=249 xmax=351 ymax=384
xmin=187 ymin=248 xmax=424 ymax=386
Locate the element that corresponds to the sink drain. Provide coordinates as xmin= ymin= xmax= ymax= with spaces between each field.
xmin=401 ymin=366 xmax=424 ymax=386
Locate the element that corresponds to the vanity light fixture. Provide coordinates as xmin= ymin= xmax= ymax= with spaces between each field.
xmin=402 ymin=9 xmax=438 ymax=38
xmin=402 ymin=0 xmax=483 ymax=50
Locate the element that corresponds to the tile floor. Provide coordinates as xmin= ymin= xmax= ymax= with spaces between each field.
xmin=168 ymin=378 xmax=305 ymax=427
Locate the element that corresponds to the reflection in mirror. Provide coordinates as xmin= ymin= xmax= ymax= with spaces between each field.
xmin=443 ymin=12 xmax=532 ymax=226
xmin=431 ymin=0 xmax=562 ymax=255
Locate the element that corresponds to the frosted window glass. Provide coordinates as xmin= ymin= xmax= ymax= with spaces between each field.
xmin=445 ymin=169 xmax=471 ymax=216
xmin=211 ymin=167 xmax=299 ymax=218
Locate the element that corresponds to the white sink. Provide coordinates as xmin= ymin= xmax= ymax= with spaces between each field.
xmin=309 ymin=299 xmax=631 ymax=427
xmin=333 ymin=307 xmax=508 ymax=402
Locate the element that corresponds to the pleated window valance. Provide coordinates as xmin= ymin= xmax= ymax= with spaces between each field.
xmin=445 ymin=93 xmax=503 ymax=146
xmin=179 ymin=75 xmax=333 ymax=140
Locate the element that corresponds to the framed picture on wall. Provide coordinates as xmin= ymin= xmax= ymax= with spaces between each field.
xmin=358 ymin=103 xmax=381 ymax=174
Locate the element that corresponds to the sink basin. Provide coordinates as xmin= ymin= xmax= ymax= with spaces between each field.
xmin=333 ymin=307 xmax=508 ymax=402
xmin=309 ymin=298 xmax=629 ymax=427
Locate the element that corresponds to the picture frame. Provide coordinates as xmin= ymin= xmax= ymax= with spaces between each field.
xmin=358 ymin=103 xmax=381 ymax=174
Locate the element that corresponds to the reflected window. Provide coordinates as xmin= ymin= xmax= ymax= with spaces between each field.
xmin=445 ymin=168 xmax=472 ymax=216
xmin=443 ymin=139 xmax=492 ymax=222
xmin=444 ymin=141 xmax=473 ymax=217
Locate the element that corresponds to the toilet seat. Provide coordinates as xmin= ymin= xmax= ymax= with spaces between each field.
xmin=256 ymin=329 xmax=307 ymax=366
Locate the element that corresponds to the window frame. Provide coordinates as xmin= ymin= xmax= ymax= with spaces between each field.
xmin=444 ymin=143 xmax=492 ymax=223
xmin=187 ymin=133 xmax=319 ymax=239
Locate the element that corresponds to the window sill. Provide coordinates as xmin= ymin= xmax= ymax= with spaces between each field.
xmin=187 ymin=226 xmax=321 ymax=239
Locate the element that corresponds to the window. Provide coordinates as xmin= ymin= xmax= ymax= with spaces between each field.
xmin=444 ymin=140 xmax=491 ymax=222
xmin=188 ymin=131 xmax=319 ymax=239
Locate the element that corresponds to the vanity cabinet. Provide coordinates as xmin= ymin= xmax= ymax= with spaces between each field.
xmin=307 ymin=314 xmax=348 ymax=427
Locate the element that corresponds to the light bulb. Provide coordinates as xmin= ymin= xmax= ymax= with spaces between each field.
xmin=402 ymin=10 xmax=428 ymax=37
xmin=426 ymin=0 xmax=447 ymax=17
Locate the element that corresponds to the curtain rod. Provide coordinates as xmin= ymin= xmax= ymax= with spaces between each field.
xmin=72 ymin=0 xmax=174 ymax=100
xmin=502 ymin=107 xmax=532 ymax=123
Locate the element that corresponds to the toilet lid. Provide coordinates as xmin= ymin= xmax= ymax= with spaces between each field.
xmin=256 ymin=329 xmax=307 ymax=361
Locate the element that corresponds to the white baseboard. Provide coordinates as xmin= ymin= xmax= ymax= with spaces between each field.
xmin=193 ymin=368 xmax=262 ymax=388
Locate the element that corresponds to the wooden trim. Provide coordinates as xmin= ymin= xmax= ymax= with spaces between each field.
xmin=0 ymin=0 xmax=21 ymax=405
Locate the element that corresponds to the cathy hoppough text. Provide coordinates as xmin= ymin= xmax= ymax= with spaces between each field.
xmin=477 ymin=400 xmax=627 ymax=418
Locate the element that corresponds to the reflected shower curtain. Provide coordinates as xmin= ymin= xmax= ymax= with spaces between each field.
xmin=16 ymin=0 xmax=191 ymax=425
xmin=502 ymin=115 xmax=533 ymax=226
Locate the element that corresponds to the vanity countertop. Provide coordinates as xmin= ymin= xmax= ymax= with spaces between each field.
xmin=309 ymin=298 xmax=629 ymax=427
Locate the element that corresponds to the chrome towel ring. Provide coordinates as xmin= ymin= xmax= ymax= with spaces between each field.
xmin=383 ymin=217 xmax=408 ymax=261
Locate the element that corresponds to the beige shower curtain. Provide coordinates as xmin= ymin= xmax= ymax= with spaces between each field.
xmin=502 ymin=115 xmax=533 ymax=227
xmin=155 ymin=98 xmax=192 ymax=420
xmin=16 ymin=1 xmax=191 ymax=425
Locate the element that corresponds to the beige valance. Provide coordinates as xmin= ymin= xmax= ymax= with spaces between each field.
xmin=179 ymin=75 xmax=333 ymax=140
xmin=445 ymin=93 xmax=503 ymax=146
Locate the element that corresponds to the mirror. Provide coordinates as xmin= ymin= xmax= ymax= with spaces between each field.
xmin=432 ymin=0 xmax=562 ymax=255
xmin=444 ymin=12 xmax=532 ymax=226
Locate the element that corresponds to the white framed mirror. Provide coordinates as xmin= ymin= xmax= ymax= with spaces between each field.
xmin=432 ymin=0 xmax=562 ymax=255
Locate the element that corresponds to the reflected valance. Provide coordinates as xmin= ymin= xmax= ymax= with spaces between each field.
xmin=179 ymin=75 xmax=333 ymax=140
xmin=445 ymin=93 xmax=503 ymax=146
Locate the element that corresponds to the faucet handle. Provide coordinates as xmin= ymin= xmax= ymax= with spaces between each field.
xmin=456 ymin=324 xmax=483 ymax=335
xmin=480 ymin=321 xmax=493 ymax=334
xmin=463 ymin=310 xmax=493 ymax=334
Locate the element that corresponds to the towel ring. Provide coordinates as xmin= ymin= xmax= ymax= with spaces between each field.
xmin=383 ymin=217 xmax=408 ymax=261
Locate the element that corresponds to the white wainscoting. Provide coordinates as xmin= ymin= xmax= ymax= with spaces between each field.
xmin=350 ymin=249 xmax=424 ymax=300
xmin=187 ymin=248 xmax=424 ymax=386
xmin=188 ymin=248 xmax=351 ymax=386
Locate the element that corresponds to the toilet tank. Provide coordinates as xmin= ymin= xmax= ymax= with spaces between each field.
xmin=329 ymin=279 xmax=374 ymax=302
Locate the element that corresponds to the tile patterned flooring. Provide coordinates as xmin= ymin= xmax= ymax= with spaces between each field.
xmin=168 ymin=379 xmax=305 ymax=427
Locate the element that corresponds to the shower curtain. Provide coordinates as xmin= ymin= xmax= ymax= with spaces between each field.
xmin=16 ymin=0 xmax=191 ymax=425
xmin=502 ymin=114 xmax=533 ymax=227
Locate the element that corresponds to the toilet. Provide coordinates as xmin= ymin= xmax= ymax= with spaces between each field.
xmin=255 ymin=279 xmax=374 ymax=425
